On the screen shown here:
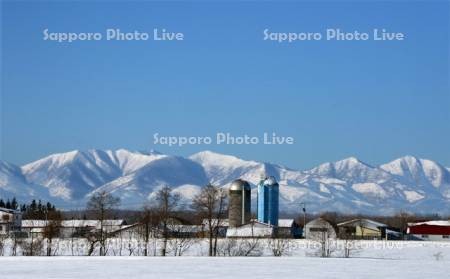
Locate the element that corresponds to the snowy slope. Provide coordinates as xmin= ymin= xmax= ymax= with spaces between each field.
xmin=0 ymin=161 xmax=54 ymax=203
xmin=1 ymin=150 xmax=449 ymax=214
xmin=92 ymin=155 xmax=208 ymax=207
xmin=381 ymin=156 xmax=450 ymax=197
xmin=21 ymin=149 xmax=164 ymax=200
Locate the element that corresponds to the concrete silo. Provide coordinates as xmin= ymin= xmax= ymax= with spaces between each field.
xmin=228 ymin=179 xmax=251 ymax=227
xmin=257 ymin=176 xmax=279 ymax=226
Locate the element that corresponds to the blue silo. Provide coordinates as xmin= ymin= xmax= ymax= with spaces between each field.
xmin=257 ymin=176 xmax=279 ymax=226
xmin=257 ymin=179 xmax=269 ymax=224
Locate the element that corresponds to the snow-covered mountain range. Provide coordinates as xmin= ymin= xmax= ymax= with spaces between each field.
xmin=1 ymin=149 xmax=449 ymax=215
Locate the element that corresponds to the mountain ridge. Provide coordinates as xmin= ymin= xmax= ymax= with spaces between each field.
xmin=1 ymin=149 xmax=449 ymax=214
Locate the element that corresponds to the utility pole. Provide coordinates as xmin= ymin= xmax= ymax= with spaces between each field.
xmin=300 ymin=202 xmax=306 ymax=239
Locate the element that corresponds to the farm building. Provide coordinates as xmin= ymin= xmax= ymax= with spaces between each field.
xmin=304 ymin=218 xmax=336 ymax=240
xmin=277 ymin=219 xmax=302 ymax=238
xmin=337 ymin=219 xmax=390 ymax=240
xmin=21 ymin=219 xmax=126 ymax=238
xmin=226 ymin=221 xmax=274 ymax=238
xmin=0 ymin=207 xmax=22 ymax=235
xmin=407 ymin=220 xmax=450 ymax=241
xmin=202 ymin=218 xmax=302 ymax=238
xmin=111 ymin=219 xmax=203 ymax=239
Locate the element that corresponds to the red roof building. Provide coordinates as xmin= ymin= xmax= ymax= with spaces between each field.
xmin=407 ymin=221 xmax=450 ymax=241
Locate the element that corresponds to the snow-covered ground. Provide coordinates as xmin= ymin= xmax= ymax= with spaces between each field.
xmin=1 ymin=239 xmax=449 ymax=278
xmin=2 ymin=238 xmax=450 ymax=259
xmin=0 ymin=256 xmax=448 ymax=279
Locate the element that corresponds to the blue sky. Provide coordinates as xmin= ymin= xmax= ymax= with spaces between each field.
xmin=1 ymin=1 xmax=449 ymax=169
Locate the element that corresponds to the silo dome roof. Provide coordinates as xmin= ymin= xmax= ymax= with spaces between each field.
xmin=263 ymin=176 xmax=278 ymax=186
xmin=230 ymin=179 xmax=251 ymax=191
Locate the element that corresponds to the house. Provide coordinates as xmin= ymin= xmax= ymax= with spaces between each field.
xmin=21 ymin=219 xmax=126 ymax=238
xmin=337 ymin=219 xmax=389 ymax=240
xmin=109 ymin=217 xmax=203 ymax=239
xmin=407 ymin=220 xmax=450 ymax=241
xmin=0 ymin=207 xmax=22 ymax=235
xmin=277 ymin=219 xmax=302 ymax=238
xmin=226 ymin=221 xmax=274 ymax=238
xmin=304 ymin=218 xmax=337 ymax=240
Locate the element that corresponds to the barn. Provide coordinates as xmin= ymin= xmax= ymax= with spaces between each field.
xmin=304 ymin=218 xmax=336 ymax=240
xmin=407 ymin=221 xmax=450 ymax=241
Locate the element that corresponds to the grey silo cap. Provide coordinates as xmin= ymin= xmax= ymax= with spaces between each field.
xmin=230 ymin=179 xmax=251 ymax=191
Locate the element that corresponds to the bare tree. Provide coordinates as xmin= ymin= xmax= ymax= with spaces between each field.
xmin=339 ymin=226 xmax=359 ymax=258
xmin=0 ymin=235 xmax=5 ymax=256
xmin=396 ymin=210 xmax=413 ymax=240
xmin=155 ymin=185 xmax=180 ymax=256
xmin=192 ymin=184 xmax=226 ymax=256
xmin=11 ymin=232 xmax=22 ymax=256
xmin=167 ymin=223 xmax=197 ymax=256
xmin=308 ymin=223 xmax=335 ymax=258
xmin=86 ymin=233 xmax=100 ymax=256
xmin=86 ymin=191 xmax=120 ymax=256
xmin=22 ymin=235 xmax=44 ymax=256
xmin=218 ymin=222 xmax=263 ymax=257
xmin=269 ymin=238 xmax=291 ymax=257
xmin=140 ymin=206 xmax=160 ymax=256
xmin=218 ymin=238 xmax=262 ymax=257
xmin=43 ymin=210 xmax=62 ymax=256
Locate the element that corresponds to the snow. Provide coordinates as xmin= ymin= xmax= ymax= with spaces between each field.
xmin=0 ymin=207 xmax=20 ymax=214
xmin=278 ymin=219 xmax=295 ymax=227
xmin=337 ymin=219 xmax=387 ymax=229
xmin=409 ymin=220 xmax=450 ymax=226
xmin=172 ymin=184 xmax=202 ymax=200
xmin=319 ymin=184 xmax=331 ymax=194
xmin=352 ymin=183 xmax=388 ymax=198
xmin=21 ymin=219 xmax=125 ymax=229
xmin=112 ymin=149 xmax=165 ymax=175
xmin=403 ymin=190 xmax=425 ymax=202
xmin=226 ymin=222 xmax=273 ymax=237
xmin=0 ymin=256 xmax=448 ymax=279
xmin=381 ymin=156 xmax=449 ymax=189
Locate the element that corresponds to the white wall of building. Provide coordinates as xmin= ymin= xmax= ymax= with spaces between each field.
xmin=410 ymin=234 xmax=450 ymax=241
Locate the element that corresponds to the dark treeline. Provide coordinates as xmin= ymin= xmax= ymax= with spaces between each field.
xmin=0 ymin=197 xmax=59 ymax=219
xmin=0 ymin=197 xmax=19 ymax=210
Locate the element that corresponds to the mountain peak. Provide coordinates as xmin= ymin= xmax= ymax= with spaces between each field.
xmin=393 ymin=155 xmax=420 ymax=164
xmin=333 ymin=157 xmax=373 ymax=170
xmin=190 ymin=150 xmax=246 ymax=163
xmin=114 ymin=148 xmax=162 ymax=156
xmin=338 ymin=156 xmax=363 ymax=164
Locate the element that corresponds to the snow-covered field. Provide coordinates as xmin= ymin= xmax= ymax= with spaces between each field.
xmin=0 ymin=256 xmax=449 ymax=279
xmin=0 ymin=240 xmax=449 ymax=278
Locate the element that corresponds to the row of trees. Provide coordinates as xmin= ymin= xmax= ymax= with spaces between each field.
xmin=21 ymin=200 xmax=58 ymax=219
xmin=85 ymin=183 xmax=228 ymax=257
xmin=0 ymin=198 xmax=59 ymax=220
xmin=0 ymin=198 xmax=18 ymax=210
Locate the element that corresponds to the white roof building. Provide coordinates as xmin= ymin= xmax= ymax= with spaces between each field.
xmin=278 ymin=219 xmax=295 ymax=228
xmin=22 ymin=219 xmax=125 ymax=231
xmin=226 ymin=221 xmax=274 ymax=238
xmin=337 ymin=218 xmax=387 ymax=230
